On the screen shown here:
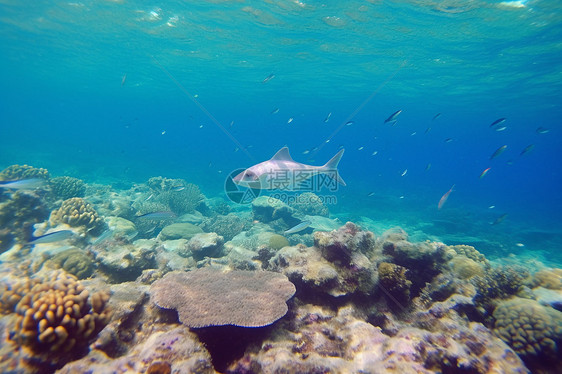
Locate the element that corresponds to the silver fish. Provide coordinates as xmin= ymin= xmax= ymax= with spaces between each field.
xmin=137 ymin=211 xmax=177 ymax=220
xmin=536 ymin=127 xmax=549 ymax=134
xmin=489 ymin=118 xmax=506 ymax=128
xmin=26 ymin=230 xmax=74 ymax=245
xmin=0 ymin=178 xmax=46 ymax=190
xmin=324 ymin=112 xmax=332 ymax=123
xmin=284 ymin=220 xmax=312 ymax=235
xmin=262 ymin=73 xmax=275 ymax=83
xmin=490 ymin=145 xmax=507 ymax=160
xmin=520 ymin=144 xmax=535 ymax=156
xmin=432 ymin=113 xmax=441 ymax=121
xmin=384 ymin=110 xmax=402 ymax=124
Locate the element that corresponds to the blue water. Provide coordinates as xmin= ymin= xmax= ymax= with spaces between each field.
xmin=1 ymin=0 xmax=561 ymax=264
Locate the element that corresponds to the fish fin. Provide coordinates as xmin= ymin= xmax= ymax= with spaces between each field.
xmin=270 ymin=147 xmax=294 ymax=161
xmin=322 ymin=149 xmax=346 ymax=186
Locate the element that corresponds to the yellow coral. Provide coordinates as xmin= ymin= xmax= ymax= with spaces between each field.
xmin=449 ymin=245 xmax=488 ymax=265
xmin=532 ymin=269 xmax=562 ymax=290
xmin=0 ymin=164 xmax=50 ymax=181
xmin=493 ymin=297 xmax=562 ymax=359
xmin=10 ymin=270 xmax=110 ymax=355
xmin=50 ymin=197 xmax=105 ymax=235
xmin=450 ymin=256 xmax=484 ymax=279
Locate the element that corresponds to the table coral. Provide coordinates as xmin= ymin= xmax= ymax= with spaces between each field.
xmin=50 ymin=197 xmax=106 ymax=235
xmin=7 ymin=270 xmax=110 ymax=370
xmin=150 ymin=268 xmax=296 ymax=327
xmin=493 ymin=297 xmax=562 ymax=360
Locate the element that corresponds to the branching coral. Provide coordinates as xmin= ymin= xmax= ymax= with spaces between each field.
xmin=49 ymin=176 xmax=86 ymax=200
xmin=150 ymin=268 xmax=296 ymax=327
xmin=50 ymin=197 xmax=106 ymax=235
xmin=9 ymin=270 xmax=110 ymax=358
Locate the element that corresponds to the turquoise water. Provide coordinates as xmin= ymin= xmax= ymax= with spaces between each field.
xmin=1 ymin=0 xmax=561 ymax=264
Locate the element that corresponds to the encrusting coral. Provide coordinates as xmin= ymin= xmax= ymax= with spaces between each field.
xmin=378 ymin=262 xmax=412 ymax=308
xmin=150 ymin=268 xmax=296 ymax=327
xmin=50 ymin=197 xmax=106 ymax=235
xmin=0 ymin=190 xmax=50 ymax=242
xmin=0 ymin=164 xmax=50 ymax=181
xmin=6 ymin=270 xmax=110 ymax=369
xmin=49 ymin=176 xmax=86 ymax=200
xmin=493 ymin=297 xmax=562 ymax=361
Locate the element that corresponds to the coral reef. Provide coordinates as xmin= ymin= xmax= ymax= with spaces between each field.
xmin=49 ymin=176 xmax=86 ymax=200
xmin=228 ymin=303 xmax=529 ymax=374
xmin=288 ymin=192 xmax=329 ymax=217
xmin=50 ymin=197 xmax=106 ymax=235
xmin=494 ymin=297 xmax=562 ymax=362
xmin=450 ymin=256 xmax=485 ymax=279
xmin=0 ymin=164 xmax=50 ymax=181
xmin=313 ymin=222 xmax=376 ymax=263
xmin=200 ymin=213 xmax=250 ymax=242
xmin=531 ymin=268 xmax=562 ymax=290
xmin=92 ymin=240 xmax=157 ymax=283
xmin=268 ymin=234 xmax=289 ymax=250
xmin=378 ymin=262 xmax=412 ymax=308
xmin=0 ymin=190 xmax=50 ymax=242
xmin=449 ymin=244 xmax=489 ymax=265
xmin=252 ymin=196 xmax=299 ymax=225
xmin=150 ymin=268 xmax=296 ymax=327
xmin=188 ymin=233 xmax=225 ymax=261
xmin=472 ymin=265 xmax=531 ymax=313
xmin=158 ymin=222 xmax=203 ymax=241
xmin=6 ymin=270 xmax=110 ymax=370
xmin=49 ymin=248 xmax=95 ymax=279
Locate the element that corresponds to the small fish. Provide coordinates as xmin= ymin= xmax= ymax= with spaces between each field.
xmin=520 ymin=144 xmax=535 ymax=156
xmin=515 ymin=243 xmax=525 ymax=247
xmin=271 ymin=108 xmax=280 ymax=114
xmin=438 ymin=184 xmax=455 ymax=210
xmin=302 ymin=150 xmax=310 ymax=155
xmin=345 ymin=121 xmax=354 ymax=126
xmin=0 ymin=178 xmax=46 ymax=190
xmin=444 ymin=138 xmax=454 ymax=143
xmin=490 ymin=145 xmax=507 ymax=160
xmin=495 ymin=126 xmax=507 ymax=132
xmin=26 ymin=230 xmax=74 ymax=245
xmin=384 ymin=110 xmax=402 ymax=124
xmin=199 ymin=125 xmax=204 ymax=129
xmin=357 ymin=146 xmax=364 ymax=151
xmin=136 ymin=211 xmax=177 ymax=220
xmin=324 ymin=112 xmax=332 ymax=123
xmin=284 ymin=220 xmax=312 ymax=235
xmin=536 ymin=127 xmax=549 ymax=134
xmin=425 ymin=127 xmax=432 ymax=134
xmin=401 ymin=169 xmax=408 ymax=177
xmin=489 ymin=205 xmax=495 ymax=209
xmin=161 ymin=130 xmax=166 ymax=135
xmin=262 ymin=73 xmax=275 ymax=83
xmin=410 ymin=132 xmax=417 ymax=136
xmin=230 ymin=121 xmax=234 ymax=127
xmin=287 ymin=117 xmax=293 ymax=124
xmin=121 ymin=73 xmax=127 ymax=86
xmin=367 ymin=192 xmax=375 ymax=197
xmin=491 ymin=213 xmax=508 ymax=225
xmin=425 ymin=163 xmax=431 ymax=171
xmin=432 ymin=113 xmax=441 ymax=121
xmin=479 ymin=167 xmax=491 ymax=179
xmin=372 ymin=151 xmax=378 ymax=156
xmin=489 ymin=118 xmax=506 ymax=128
xmin=172 ymin=186 xmax=185 ymax=191
xmin=145 ymin=193 xmax=154 ymax=201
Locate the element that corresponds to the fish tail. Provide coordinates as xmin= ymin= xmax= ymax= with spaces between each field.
xmin=322 ymin=149 xmax=346 ymax=186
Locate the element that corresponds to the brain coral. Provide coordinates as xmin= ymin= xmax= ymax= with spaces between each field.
xmin=10 ymin=270 xmax=111 ymax=356
xmin=493 ymin=297 xmax=562 ymax=360
xmin=0 ymin=164 xmax=50 ymax=181
xmin=49 ymin=176 xmax=86 ymax=200
xmin=50 ymin=248 xmax=95 ymax=279
xmin=150 ymin=268 xmax=296 ymax=327
xmin=50 ymin=197 xmax=106 ymax=235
